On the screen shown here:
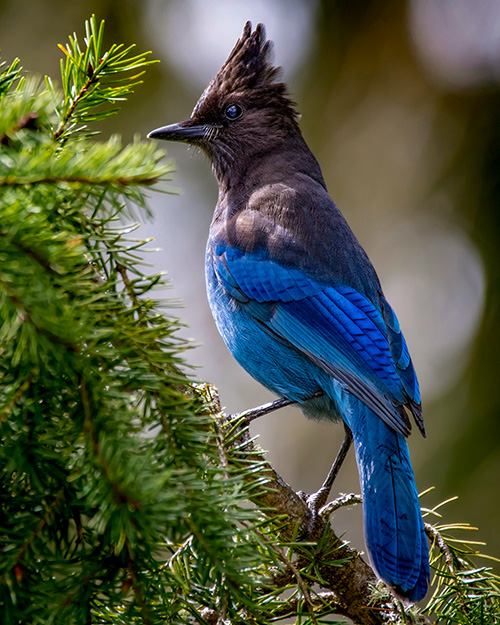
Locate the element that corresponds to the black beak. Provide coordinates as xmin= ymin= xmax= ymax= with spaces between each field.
xmin=147 ymin=120 xmax=207 ymax=143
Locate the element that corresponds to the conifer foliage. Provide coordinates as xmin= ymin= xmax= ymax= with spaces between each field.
xmin=0 ymin=17 xmax=275 ymax=625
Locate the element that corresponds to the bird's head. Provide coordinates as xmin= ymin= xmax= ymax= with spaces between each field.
xmin=148 ymin=22 xmax=300 ymax=181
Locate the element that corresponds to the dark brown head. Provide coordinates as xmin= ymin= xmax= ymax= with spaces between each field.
xmin=148 ymin=22 xmax=300 ymax=181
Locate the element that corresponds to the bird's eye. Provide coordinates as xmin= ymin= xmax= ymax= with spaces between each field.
xmin=225 ymin=104 xmax=243 ymax=120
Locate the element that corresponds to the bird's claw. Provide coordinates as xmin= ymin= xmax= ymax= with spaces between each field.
xmin=298 ymin=488 xmax=329 ymax=537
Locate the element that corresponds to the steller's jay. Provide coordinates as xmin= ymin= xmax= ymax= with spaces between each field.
xmin=149 ymin=22 xmax=430 ymax=602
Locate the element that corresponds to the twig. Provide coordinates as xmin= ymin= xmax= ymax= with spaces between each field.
xmin=162 ymin=536 xmax=193 ymax=570
xmin=250 ymin=525 xmax=319 ymax=624
xmin=271 ymin=591 xmax=341 ymax=619
xmin=0 ymin=228 xmax=60 ymax=275
xmin=80 ymin=376 xmax=138 ymax=508
xmin=216 ymin=581 xmax=229 ymax=625
xmin=0 ymin=175 xmax=162 ymax=186
xmin=5 ymin=487 xmax=65 ymax=580
xmin=0 ymin=374 xmax=33 ymax=427
xmin=0 ymin=269 xmax=80 ymax=352
xmin=125 ymin=542 xmax=152 ymax=625
xmin=307 ymin=424 xmax=353 ymax=516
xmin=115 ymin=261 xmax=140 ymax=309
xmin=53 ymin=70 xmax=95 ymax=140
xmin=425 ymin=523 xmax=454 ymax=574
xmin=321 ymin=493 xmax=363 ymax=518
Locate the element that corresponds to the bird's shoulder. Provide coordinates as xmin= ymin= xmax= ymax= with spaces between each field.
xmin=210 ymin=173 xmax=381 ymax=299
xmin=214 ymin=174 xmax=340 ymax=258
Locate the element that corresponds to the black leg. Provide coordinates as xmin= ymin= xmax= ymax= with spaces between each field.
xmin=305 ymin=422 xmax=353 ymax=532
xmin=228 ymin=396 xmax=296 ymax=424
xmin=228 ymin=390 xmax=324 ymax=425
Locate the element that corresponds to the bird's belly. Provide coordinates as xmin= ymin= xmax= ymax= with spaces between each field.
xmin=205 ymin=261 xmax=342 ymax=420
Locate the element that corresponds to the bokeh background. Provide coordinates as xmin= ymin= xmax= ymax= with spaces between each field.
xmin=2 ymin=0 xmax=499 ymax=568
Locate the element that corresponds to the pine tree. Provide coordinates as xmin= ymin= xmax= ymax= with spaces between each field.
xmin=1 ymin=16 xmax=498 ymax=625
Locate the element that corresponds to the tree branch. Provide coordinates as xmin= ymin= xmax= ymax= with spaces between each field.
xmin=202 ymin=384 xmax=430 ymax=625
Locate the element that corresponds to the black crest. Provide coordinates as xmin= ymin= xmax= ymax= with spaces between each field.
xmin=193 ymin=22 xmax=297 ymax=122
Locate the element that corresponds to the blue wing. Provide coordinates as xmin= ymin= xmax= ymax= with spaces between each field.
xmin=214 ymin=245 xmax=423 ymax=437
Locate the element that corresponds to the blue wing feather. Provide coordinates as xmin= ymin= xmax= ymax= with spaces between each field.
xmin=217 ymin=246 xmax=322 ymax=302
xmin=380 ymin=297 xmax=424 ymax=434
xmin=215 ymin=246 xmax=421 ymax=436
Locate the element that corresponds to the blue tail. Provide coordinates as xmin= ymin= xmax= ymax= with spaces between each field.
xmin=345 ymin=395 xmax=430 ymax=601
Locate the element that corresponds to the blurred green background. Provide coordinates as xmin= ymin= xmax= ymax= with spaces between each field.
xmin=2 ymin=0 xmax=499 ymax=568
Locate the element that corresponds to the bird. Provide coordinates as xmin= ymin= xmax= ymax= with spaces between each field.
xmin=148 ymin=22 xmax=430 ymax=602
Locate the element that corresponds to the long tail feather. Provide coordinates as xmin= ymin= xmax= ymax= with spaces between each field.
xmin=345 ymin=395 xmax=430 ymax=601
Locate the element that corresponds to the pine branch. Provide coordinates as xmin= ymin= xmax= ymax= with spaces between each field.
xmin=423 ymin=499 xmax=500 ymax=624
xmin=51 ymin=14 xmax=157 ymax=142
xmin=204 ymin=384 xmax=405 ymax=625
xmin=1 ymin=17 xmax=273 ymax=624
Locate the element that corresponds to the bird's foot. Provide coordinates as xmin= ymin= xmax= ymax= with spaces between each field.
xmin=298 ymin=485 xmax=332 ymax=536
xmin=298 ymin=425 xmax=353 ymax=537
